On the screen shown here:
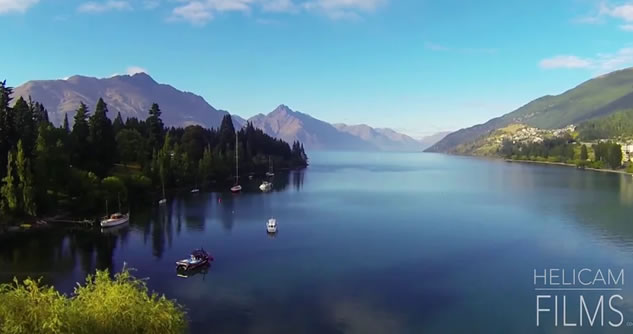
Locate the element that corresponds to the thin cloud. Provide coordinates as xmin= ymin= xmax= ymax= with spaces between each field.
xmin=539 ymin=55 xmax=592 ymax=69
xmin=126 ymin=66 xmax=149 ymax=75
xmin=170 ymin=0 xmax=388 ymax=25
xmin=540 ymin=48 xmax=633 ymax=73
xmin=0 ymin=0 xmax=39 ymax=14
xmin=78 ymin=1 xmax=133 ymax=13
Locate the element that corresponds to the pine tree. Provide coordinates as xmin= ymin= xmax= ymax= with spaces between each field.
xmin=1 ymin=150 xmax=18 ymax=214
xmin=147 ymin=103 xmax=164 ymax=152
xmin=14 ymin=97 xmax=35 ymax=157
xmin=63 ymin=113 xmax=70 ymax=133
xmin=219 ymin=114 xmax=235 ymax=152
xmin=89 ymin=98 xmax=116 ymax=175
xmin=71 ymin=102 xmax=91 ymax=169
xmin=580 ymin=144 xmax=588 ymax=161
xmin=113 ymin=111 xmax=124 ymax=136
xmin=0 ymin=81 xmax=13 ymax=176
xmin=16 ymin=141 xmax=36 ymax=216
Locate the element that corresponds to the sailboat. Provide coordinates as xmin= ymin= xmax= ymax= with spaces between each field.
xmin=230 ymin=134 xmax=242 ymax=193
xmin=158 ymin=176 xmax=167 ymax=205
xmin=101 ymin=194 xmax=129 ymax=228
xmin=266 ymin=156 xmax=275 ymax=177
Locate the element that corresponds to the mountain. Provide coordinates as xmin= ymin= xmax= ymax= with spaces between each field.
xmin=12 ymin=73 xmax=419 ymax=151
xmin=427 ymin=67 xmax=633 ymax=153
xmin=418 ymin=131 xmax=451 ymax=150
xmin=12 ymin=73 xmax=243 ymax=129
xmin=247 ymin=105 xmax=374 ymax=151
xmin=332 ymin=124 xmax=422 ymax=151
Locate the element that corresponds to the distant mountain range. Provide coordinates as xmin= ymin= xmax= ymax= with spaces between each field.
xmin=427 ymin=67 xmax=633 ymax=153
xmin=12 ymin=73 xmax=435 ymax=151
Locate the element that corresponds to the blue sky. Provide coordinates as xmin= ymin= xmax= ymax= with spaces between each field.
xmin=2 ymin=0 xmax=633 ymax=137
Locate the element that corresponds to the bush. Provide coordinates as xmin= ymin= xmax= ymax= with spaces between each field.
xmin=0 ymin=268 xmax=186 ymax=334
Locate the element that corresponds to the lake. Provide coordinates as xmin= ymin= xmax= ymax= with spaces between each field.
xmin=3 ymin=151 xmax=633 ymax=333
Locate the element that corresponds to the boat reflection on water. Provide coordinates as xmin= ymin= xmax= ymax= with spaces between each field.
xmin=100 ymin=222 xmax=130 ymax=235
xmin=176 ymin=263 xmax=210 ymax=279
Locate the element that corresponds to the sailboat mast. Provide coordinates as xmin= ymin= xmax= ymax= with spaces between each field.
xmin=235 ymin=133 xmax=239 ymax=183
xmin=118 ymin=193 xmax=121 ymax=213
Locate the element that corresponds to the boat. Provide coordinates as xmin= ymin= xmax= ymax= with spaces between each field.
xmin=259 ymin=181 xmax=272 ymax=192
xmin=266 ymin=218 xmax=277 ymax=233
xmin=100 ymin=196 xmax=130 ymax=228
xmin=176 ymin=248 xmax=213 ymax=271
xmin=231 ymin=134 xmax=242 ymax=193
xmin=266 ymin=156 xmax=275 ymax=177
xmin=158 ymin=175 xmax=167 ymax=205
xmin=100 ymin=213 xmax=129 ymax=228
xmin=190 ymin=188 xmax=200 ymax=194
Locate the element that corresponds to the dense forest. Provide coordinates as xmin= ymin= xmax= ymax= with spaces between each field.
xmin=576 ymin=108 xmax=633 ymax=140
xmin=0 ymin=80 xmax=308 ymax=221
xmin=499 ymin=137 xmax=623 ymax=169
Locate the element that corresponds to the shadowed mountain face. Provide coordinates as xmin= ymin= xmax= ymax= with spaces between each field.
xmin=12 ymin=73 xmax=239 ymax=129
xmin=427 ymin=67 xmax=633 ymax=153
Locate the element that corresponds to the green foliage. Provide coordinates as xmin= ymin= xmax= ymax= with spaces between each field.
xmin=499 ymin=137 xmax=575 ymax=162
xmin=0 ymin=268 xmax=187 ymax=334
xmin=89 ymin=98 xmax=116 ymax=176
xmin=0 ymin=79 xmax=308 ymax=219
xmin=1 ymin=150 xmax=18 ymax=214
xmin=16 ymin=141 xmax=36 ymax=216
xmin=116 ymin=129 xmax=145 ymax=166
xmin=147 ymin=103 xmax=164 ymax=153
xmin=101 ymin=176 xmax=127 ymax=206
xmin=577 ymin=108 xmax=633 ymax=140
xmin=580 ymin=144 xmax=588 ymax=161
xmin=594 ymin=142 xmax=622 ymax=169
xmin=71 ymin=102 xmax=91 ymax=170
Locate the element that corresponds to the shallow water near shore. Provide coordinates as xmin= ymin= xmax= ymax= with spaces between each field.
xmin=2 ymin=151 xmax=633 ymax=333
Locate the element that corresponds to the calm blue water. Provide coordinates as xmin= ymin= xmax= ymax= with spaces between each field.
xmin=3 ymin=152 xmax=633 ymax=333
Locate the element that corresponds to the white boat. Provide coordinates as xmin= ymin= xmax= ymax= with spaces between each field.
xmin=191 ymin=188 xmax=200 ymax=194
xmin=231 ymin=133 xmax=242 ymax=193
xmin=259 ymin=181 xmax=272 ymax=192
xmin=266 ymin=218 xmax=277 ymax=233
xmin=101 ymin=213 xmax=129 ymax=227
xmin=101 ymin=196 xmax=130 ymax=228
xmin=158 ymin=198 xmax=167 ymax=205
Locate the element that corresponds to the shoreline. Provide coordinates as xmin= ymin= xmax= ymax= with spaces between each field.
xmin=504 ymin=159 xmax=632 ymax=176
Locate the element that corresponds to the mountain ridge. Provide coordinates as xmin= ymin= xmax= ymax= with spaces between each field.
xmin=427 ymin=67 xmax=633 ymax=153
xmin=11 ymin=74 xmax=420 ymax=151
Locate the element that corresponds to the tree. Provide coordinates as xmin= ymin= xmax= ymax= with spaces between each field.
xmin=147 ymin=103 xmax=164 ymax=153
xmin=181 ymin=125 xmax=205 ymax=162
xmin=116 ymin=129 xmax=144 ymax=166
xmin=16 ymin=141 xmax=36 ymax=216
xmin=13 ymin=97 xmax=35 ymax=157
xmin=113 ymin=112 xmax=124 ymax=136
xmin=0 ymin=81 xmax=14 ymax=176
xmin=89 ymin=98 xmax=116 ymax=175
xmin=71 ymin=102 xmax=91 ymax=169
xmin=219 ymin=114 xmax=235 ymax=153
xmin=1 ymin=150 xmax=18 ymax=214
xmin=608 ymin=143 xmax=622 ymax=169
xmin=580 ymin=144 xmax=588 ymax=161
xmin=63 ymin=113 xmax=70 ymax=133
